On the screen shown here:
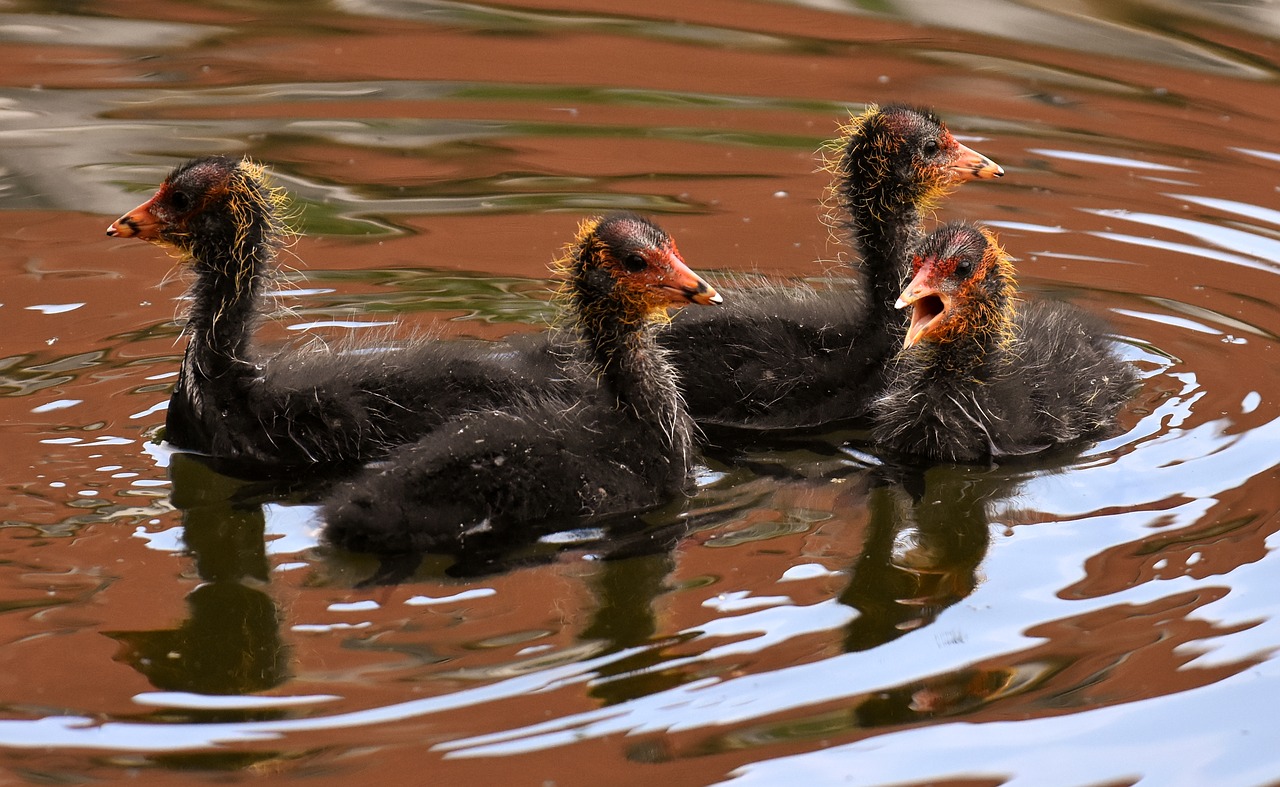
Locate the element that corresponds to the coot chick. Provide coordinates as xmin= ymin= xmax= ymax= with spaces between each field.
xmin=108 ymin=156 xmax=564 ymax=472
xmin=874 ymin=223 xmax=1136 ymax=462
xmin=668 ymin=104 xmax=1003 ymax=430
xmin=323 ymin=213 xmax=721 ymax=557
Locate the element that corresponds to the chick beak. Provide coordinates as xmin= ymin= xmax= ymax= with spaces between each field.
xmin=106 ymin=192 xmax=164 ymax=240
xmin=896 ymin=266 xmax=948 ymax=348
xmin=654 ymin=249 xmax=722 ymax=307
xmin=949 ymin=140 xmax=1004 ymax=181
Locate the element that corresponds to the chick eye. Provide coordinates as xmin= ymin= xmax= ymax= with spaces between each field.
xmin=954 ymin=258 xmax=973 ymax=276
xmin=922 ymin=138 xmax=941 ymax=157
xmin=169 ymin=190 xmax=193 ymax=213
xmin=622 ymin=252 xmax=648 ymax=273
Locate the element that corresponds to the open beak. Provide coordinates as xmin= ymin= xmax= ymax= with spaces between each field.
xmin=106 ymin=192 xmax=164 ymax=240
xmin=949 ymin=140 xmax=1004 ymax=182
xmin=896 ymin=266 xmax=948 ymax=348
xmin=653 ymin=249 xmax=722 ymax=307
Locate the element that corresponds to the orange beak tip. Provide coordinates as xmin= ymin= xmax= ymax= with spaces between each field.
xmin=894 ymin=296 xmax=909 ymax=310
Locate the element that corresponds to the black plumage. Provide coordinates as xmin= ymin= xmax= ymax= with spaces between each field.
xmin=873 ymin=222 xmax=1137 ymax=462
xmin=666 ymin=104 xmax=1004 ymax=430
xmin=107 ymin=106 xmax=1003 ymax=475
xmin=322 ymin=214 xmax=721 ymax=556
xmin=108 ymin=156 xmax=566 ymax=472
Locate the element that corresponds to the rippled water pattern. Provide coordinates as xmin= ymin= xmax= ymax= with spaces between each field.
xmin=2 ymin=1 xmax=1279 ymax=784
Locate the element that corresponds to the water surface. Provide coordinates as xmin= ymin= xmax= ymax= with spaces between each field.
xmin=2 ymin=1 xmax=1279 ymax=784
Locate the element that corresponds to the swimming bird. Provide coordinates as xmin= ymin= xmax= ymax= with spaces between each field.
xmin=873 ymin=222 xmax=1136 ymax=462
xmin=322 ymin=213 xmax=721 ymax=557
xmin=667 ymin=104 xmax=1003 ymax=430
xmin=107 ymin=156 xmax=565 ymax=472
xmin=108 ymin=107 xmax=1000 ymax=469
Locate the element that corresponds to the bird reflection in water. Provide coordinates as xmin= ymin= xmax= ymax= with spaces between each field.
xmin=104 ymin=453 xmax=289 ymax=707
xmin=840 ymin=463 xmax=995 ymax=653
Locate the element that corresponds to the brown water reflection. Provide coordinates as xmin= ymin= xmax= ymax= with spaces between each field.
xmin=2 ymin=1 xmax=1279 ymax=785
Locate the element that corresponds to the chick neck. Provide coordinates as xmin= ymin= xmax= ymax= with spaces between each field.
xmin=561 ymin=255 xmax=693 ymax=471
xmin=179 ymin=164 xmax=284 ymax=386
xmin=832 ymin=112 xmax=952 ymax=321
